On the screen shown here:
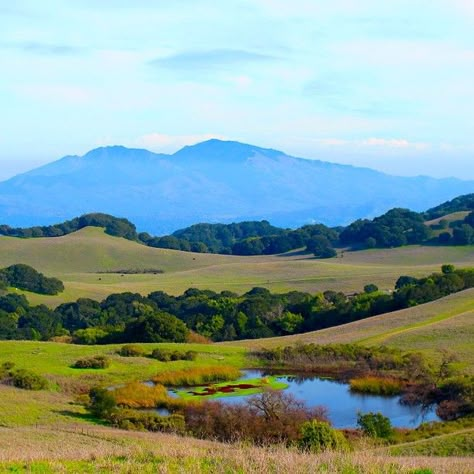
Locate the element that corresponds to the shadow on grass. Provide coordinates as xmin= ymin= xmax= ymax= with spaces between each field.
xmin=54 ymin=409 xmax=109 ymax=425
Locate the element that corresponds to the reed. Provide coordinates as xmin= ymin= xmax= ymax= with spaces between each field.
xmin=349 ymin=377 xmax=404 ymax=396
xmin=152 ymin=366 xmax=241 ymax=386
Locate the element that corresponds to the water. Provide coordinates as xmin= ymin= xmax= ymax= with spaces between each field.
xmin=180 ymin=369 xmax=440 ymax=429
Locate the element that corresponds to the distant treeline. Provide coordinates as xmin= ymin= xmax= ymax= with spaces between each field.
xmin=0 ymin=265 xmax=472 ymax=343
xmin=0 ymin=264 xmax=63 ymax=295
xmin=1 ymin=194 xmax=474 ymax=257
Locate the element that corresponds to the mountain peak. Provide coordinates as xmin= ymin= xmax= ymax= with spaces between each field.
xmin=173 ymin=138 xmax=284 ymax=161
xmin=83 ymin=146 xmax=158 ymax=160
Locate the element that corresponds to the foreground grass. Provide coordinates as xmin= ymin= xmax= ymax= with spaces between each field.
xmin=0 ymin=425 xmax=473 ymax=473
xmin=1 ymin=227 xmax=474 ymax=306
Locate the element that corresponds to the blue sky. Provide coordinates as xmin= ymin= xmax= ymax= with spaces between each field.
xmin=1 ymin=0 xmax=474 ymax=179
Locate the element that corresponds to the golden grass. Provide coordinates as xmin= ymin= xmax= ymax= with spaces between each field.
xmin=113 ymin=381 xmax=169 ymax=408
xmin=152 ymin=366 xmax=241 ymax=386
xmin=0 ymin=425 xmax=473 ymax=473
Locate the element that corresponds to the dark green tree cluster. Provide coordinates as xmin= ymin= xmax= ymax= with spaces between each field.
xmin=0 ymin=264 xmax=64 ymax=295
xmin=0 ymin=213 xmax=137 ymax=240
xmin=424 ymin=193 xmax=474 ymax=220
xmin=435 ymin=211 xmax=474 ymax=245
xmin=339 ymin=208 xmax=431 ymax=248
xmin=0 ymin=266 xmax=473 ymax=343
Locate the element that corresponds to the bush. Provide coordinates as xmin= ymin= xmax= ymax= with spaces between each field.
xmin=150 ymin=348 xmax=198 ymax=362
xmin=110 ymin=410 xmax=185 ymax=433
xmin=88 ymin=387 xmax=117 ymax=418
xmin=11 ymin=369 xmax=48 ymax=390
xmin=0 ymin=361 xmax=15 ymax=379
xmin=184 ymin=391 xmax=328 ymax=445
xmin=73 ymin=328 xmax=109 ymax=344
xmin=364 ymin=283 xmax=379 ymax=294
xmin=357 ymin=412 xmax=394 ymax=439
xmin=73 ymin=356 xmax=110 ymax=369
xmin=118 ymin=344 xmax=145 ymax=357
xmin=298 ymin=420 xmax=350 ymax=453
xmin=150 ymin=348 xmax=171 ymax=361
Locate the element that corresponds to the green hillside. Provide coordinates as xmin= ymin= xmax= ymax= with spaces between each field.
xmin=1 ymin=226 xmax=474 ymax=306
xmin=227 ymin=288 xmax=474 ymax=369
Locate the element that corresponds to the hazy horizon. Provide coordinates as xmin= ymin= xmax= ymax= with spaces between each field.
xmin=1 ymin=1 xmax=473 ymax=180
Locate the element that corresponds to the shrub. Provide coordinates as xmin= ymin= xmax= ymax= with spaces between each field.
xmin=364 ymin=283 xmax=379 ymax=294
xmin=150 ymin=348 xmax=198 ymax=362
xmin=357 ymin=412 xmax=394 ymax=439
xmin=73 ymin=328 xmax=108 ymax=344
xmin=184 ymin=350 xmax=198 ymax=361
xmin=153 ymin=366 xmax=241 ymax=386
xmin=150 ymin=348 xmax=171 ymax=361
xmin=11 ymin=369 xmax=48 ymax=390
xmin=298 ymin=420 xmax=350 ymax=453
xmin=118 ymin=344 xmax=145 ymax=357
xmin=88 ymin=387 xmax=117 ymax=419
xmin=0 ymin=361 xmax=15 ymax=379
xmin=110 ymin=410 xmax=185 ymax=433
xmin=184 ymin=391 xmax=328 ymax=445
xmin=73 ymin=356 xmax=110 ymax=369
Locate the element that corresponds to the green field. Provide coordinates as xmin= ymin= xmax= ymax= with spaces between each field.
xmin=1 ymin=227 xmax=474 ymax=471
xmin=2 ymin=226 xmax=474 ymax=307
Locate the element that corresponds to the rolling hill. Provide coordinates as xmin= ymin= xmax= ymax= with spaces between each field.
xmin=1 ymin=226 xmax=473 ymax=307
xmin=230 ymin=288 xmax=474 ymax=370
xmin=1 ymin=139 xmax=474 ymax=233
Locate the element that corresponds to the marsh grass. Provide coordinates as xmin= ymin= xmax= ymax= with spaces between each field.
xmin=152 ymin=366 xmax=241 ymax=386
xmin=113 ymin=382 xmax=170 ymax=408
xmin=350 ymin=377 xmax=404 ymax=396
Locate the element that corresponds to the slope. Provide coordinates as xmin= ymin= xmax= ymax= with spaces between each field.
xmin=1 ymin=227 xmax=474 ymax=306
xmin=228 ymin=289 xmax=474 ymax=369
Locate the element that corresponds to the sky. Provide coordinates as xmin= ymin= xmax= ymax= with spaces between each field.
xmin=1 ymin=0 xmax=474 ymax=180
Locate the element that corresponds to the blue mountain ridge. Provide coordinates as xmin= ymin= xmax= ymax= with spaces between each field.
xmin=0 ymin=139 xmax=472 ymax=234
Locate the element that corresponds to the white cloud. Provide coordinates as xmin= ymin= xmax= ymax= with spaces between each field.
xmin=359 ymin=138 xmax=430 ymax=150
xmin=313 ymin=137 xmax=430 ymax=151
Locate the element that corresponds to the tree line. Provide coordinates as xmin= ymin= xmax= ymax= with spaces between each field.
xmin=0 ymin=265 xmax=472 ymax=343
xmin=1 ymin=193 xmax=474 ymax=257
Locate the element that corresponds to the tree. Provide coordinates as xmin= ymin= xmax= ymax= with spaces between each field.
xmin=124 ymin=307 xmax=188 ymax=343
xmin=441 ymin=264 xmax=455 ymax=275
xmin=364 ymin=284 xmax=379 ymax=294
xmin=357 ymin=412 xmax=394 ymax=439
xmin=88 ymin=387 xmax=117 ymax=419
xmin=307 ymin=235 xmax=336 ymax=259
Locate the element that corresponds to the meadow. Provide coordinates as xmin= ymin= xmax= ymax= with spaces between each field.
xmin=1 ymin=227 xmax=474 ymax=307
xmin=1 ymin=228 xmax=474 ymax=471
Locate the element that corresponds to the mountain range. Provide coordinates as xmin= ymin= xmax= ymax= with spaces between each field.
xmin=1 ymin=139 xmax=473 ymax=234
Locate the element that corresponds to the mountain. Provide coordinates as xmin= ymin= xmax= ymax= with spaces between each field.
xmin=1 ymin=139 xmax=474 ymax=234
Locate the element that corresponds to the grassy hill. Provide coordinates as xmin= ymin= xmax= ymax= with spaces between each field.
xmin=1 ymin=226 xmax=474 ymax=306
xmin=226 ymin=288 xmax=474 ymax=370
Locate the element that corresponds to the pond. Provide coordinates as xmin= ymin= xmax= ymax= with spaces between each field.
xmin=169 ymin=369 xmax=440 ymax=429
